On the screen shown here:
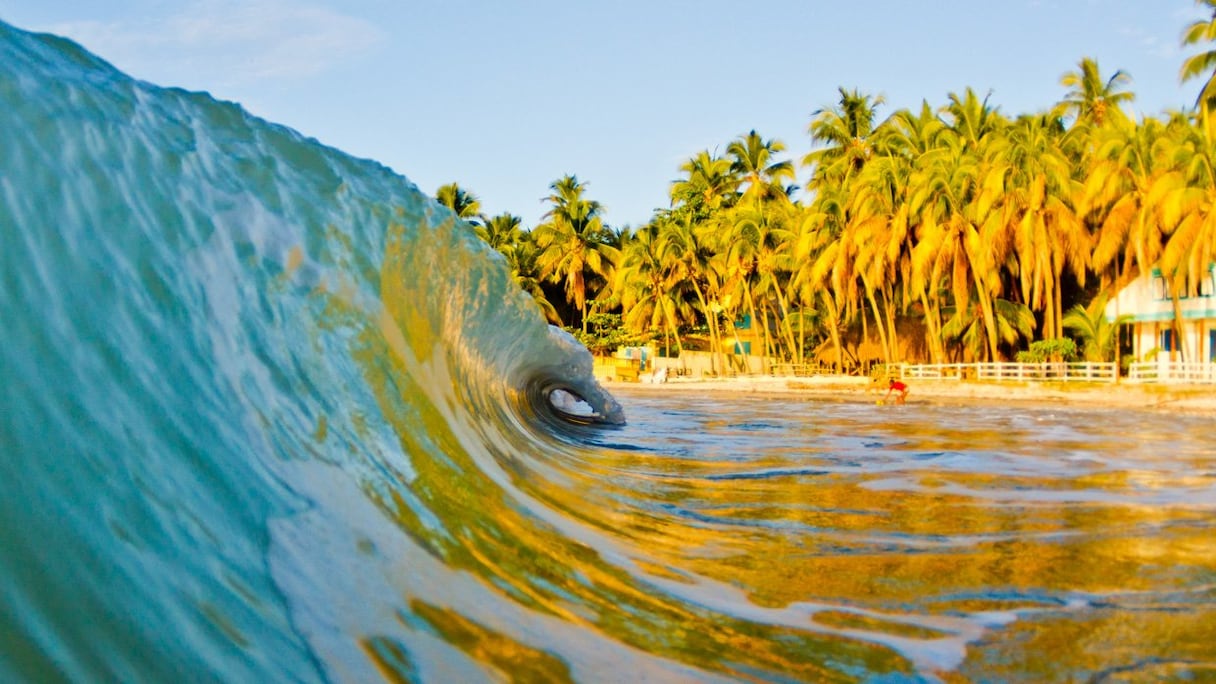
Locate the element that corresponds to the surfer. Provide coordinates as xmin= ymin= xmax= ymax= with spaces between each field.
xmin=883 ymin=378 xmax=909 ymax=405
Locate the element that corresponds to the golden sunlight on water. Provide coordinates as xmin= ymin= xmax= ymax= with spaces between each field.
xmin=551 ymin=390 xmax=1216 ymax=679
xmin=339 ymin=320 xmax=1216 ymax=682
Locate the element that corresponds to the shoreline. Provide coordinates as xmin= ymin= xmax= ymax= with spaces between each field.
xmin=601 ymin=374 xmax=1216 ymax=414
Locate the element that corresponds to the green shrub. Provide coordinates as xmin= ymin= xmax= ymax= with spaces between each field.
xmin=567 ymin=312 xmax=645 ymax=355
xmin=1016 ymin=338 xmax=1078 ymax=363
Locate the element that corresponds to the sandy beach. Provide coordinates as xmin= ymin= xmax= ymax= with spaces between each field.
xmin=605 ymin=373 xmax=1216 ymax=414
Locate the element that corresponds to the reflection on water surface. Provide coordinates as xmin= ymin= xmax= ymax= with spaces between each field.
xmin=553 ymin=390 xmax=1216 ymax=680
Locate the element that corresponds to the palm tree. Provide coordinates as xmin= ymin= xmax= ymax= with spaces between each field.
xmin=476 ymin=212 xmax=524 ymax=252
xmin=1163 ymin=125 xmax=1216 ymax=291
xmin=1154 ymin=121 xmax=1216 ymax=359
xmin=792 ymin=186 xmax=852 ymax=372
xmin=909 ymin=127 xmax=1011 ymax=362
xmin=1083 ymin=115 xmax=1171 ymax=302
xmin=1119 ymin=118 xmax=1195 ymax=359
xmin=941 ymin=87 xmax=1006 ymax=151
xmin=884 ymin=102 xmax=951 ymax=363
xmin=883 ymin=101 xmax=948 ymax=160
xmin=533 ymin=175 xmax=618 ymax=332
xmin=942 ymin=297 xmax=1035 ymax=362
xmin=435 ymin=182 xmax=484 ymax=227
xmin=658 ymin=215 xmax=728 ymax=375
xmin=1181 ymin=0 xmax=1216 ymax=135
xmin=502 ymin=236 xmax=561 ymax=324
xmin=807 ymin=88 xmax=885 ymax=188
xmin=720 ymin=130 xmax=798 ymax=368
xmin=722 ymin=202 xmax=799 ymax=369
xmin=1063 ymin=294 xmax=1130 ymax=362
xmin=612 ymin=224 xmax=690 ymax=358
xmin=935 ymin=90 xmax=1014 ymax=360
xmin=1057 ymin=57 xmax=1134 ymax=127
xmin=1004 ymin=113 xmax=1091 ymax=340
xmin=839 ymin=152 xmax=911 ymax=365
xmin=804 ymin=87 xmax=886 ymax=186
xmin=670 ymin=150 xmax=739 ymax=219
xmin=726 ymin=130 xmax=795 ymax=204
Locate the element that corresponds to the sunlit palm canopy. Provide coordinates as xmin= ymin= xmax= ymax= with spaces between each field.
xmin=436 ymin=182 xmax=484 ymax=226
xmin=1181 ymin=0 xmax=1216 ymax=110
xmin=1058 ymin=57 xmax=1134 ymax=127
xmin=726 ymin=130 xmax=795 ymax=203
xmin=804 ymin=87 xmax=886 ymax=184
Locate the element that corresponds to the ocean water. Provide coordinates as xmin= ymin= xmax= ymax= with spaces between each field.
xmin=1 ymin=20 xmax=1214 ymax=683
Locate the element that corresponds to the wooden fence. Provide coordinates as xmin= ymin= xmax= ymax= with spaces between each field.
xmin=1127 ymin=361 xmax=1216 ymax=384
xmin=639 ymin=355 xmax=1216 ymax=385
xmin=898 ymin=362 xmax=1118 ymax=383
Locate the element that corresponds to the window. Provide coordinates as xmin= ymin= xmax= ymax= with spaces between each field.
xmin=1162 ymin=328 xmax=1175 ymax=352
xmin=1153 ymin=277 xmax=1169 ymax=300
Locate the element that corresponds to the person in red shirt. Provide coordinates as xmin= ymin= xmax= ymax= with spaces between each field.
xmin=884 ymin=378 xmax=909 ymax=404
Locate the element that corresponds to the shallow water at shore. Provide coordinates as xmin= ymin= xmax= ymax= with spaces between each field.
xmin=589 ymin=388 xmax=1216 ymax=680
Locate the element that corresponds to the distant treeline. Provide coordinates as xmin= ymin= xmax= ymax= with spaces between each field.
xmin=434 ymin=3 xmax=1216 ymax=373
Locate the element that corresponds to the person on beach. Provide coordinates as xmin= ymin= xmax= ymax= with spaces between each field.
xmin=884 ymin=378 xmax=909 ymax=404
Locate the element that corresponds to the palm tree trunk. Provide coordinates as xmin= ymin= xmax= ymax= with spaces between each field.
xmin=766 ymin=299 xmax=787 ymax=363
xmin=822 ymin=292 xmax=844 ymax=372
xmin=1041 ymin=277 xmax=1055 ymax=341
xmin=744 ymin=285 xmax=771 ymax=373
xmin=978 ymin=292 xmax=1001 ymax=361
xmin=771 ymin=283 xmax=800 ymax=364
xmin=798 ymin=306 xmax=805 ymax=368
xmin=660 ymin=296 xmax=684 ymax=360
xmin=1054 ymin=279 xmax=1064 ymax=341
xmin=760 ymin=304 xmax=776 ymax=364
xmin=1169 ymin=287 xmax=1187 ymax=361
xmin=859 ymin=274 xmax=892 ymax=364
xmin=918 ymin=292 xmax=942 ymax=363
xmin=689 ymin=280 xmax=722 ymax=375
xmin=709 ymin=309 xmax=725 ymax=375
xmin=882 ymin=288 xmax=899 ymax=363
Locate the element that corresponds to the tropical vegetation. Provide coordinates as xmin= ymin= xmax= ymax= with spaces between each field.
xmin=434 ymin=3 xmax=1216 ymax=373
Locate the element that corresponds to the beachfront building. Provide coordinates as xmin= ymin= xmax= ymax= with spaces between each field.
xmin=1105 ymin=266 xmax=1216 ymax=364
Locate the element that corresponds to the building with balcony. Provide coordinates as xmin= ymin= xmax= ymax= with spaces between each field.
xmin=1104 ymin=266 xmax=1216 ymax=363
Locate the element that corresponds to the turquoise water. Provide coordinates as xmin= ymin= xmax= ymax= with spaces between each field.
xmin=2 ymin=21 xmax=1215 ymax=682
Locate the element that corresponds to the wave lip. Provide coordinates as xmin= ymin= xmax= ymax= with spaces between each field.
xmin=521 ymin=327 xmax=626 ymax=428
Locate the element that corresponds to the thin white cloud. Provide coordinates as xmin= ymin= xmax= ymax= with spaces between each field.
xmin=47 ymin=0 xmax=385 ymax=89
xmin=1119 ymin=25 xmax=1181 ymax=60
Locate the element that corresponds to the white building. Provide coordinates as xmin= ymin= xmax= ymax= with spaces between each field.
xmin=1104 ymin=266 xmax=1216 ymax=363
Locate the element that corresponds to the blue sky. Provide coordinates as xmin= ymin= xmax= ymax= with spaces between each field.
xmin=0 ymin=1 xmax=1208 ymax=228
